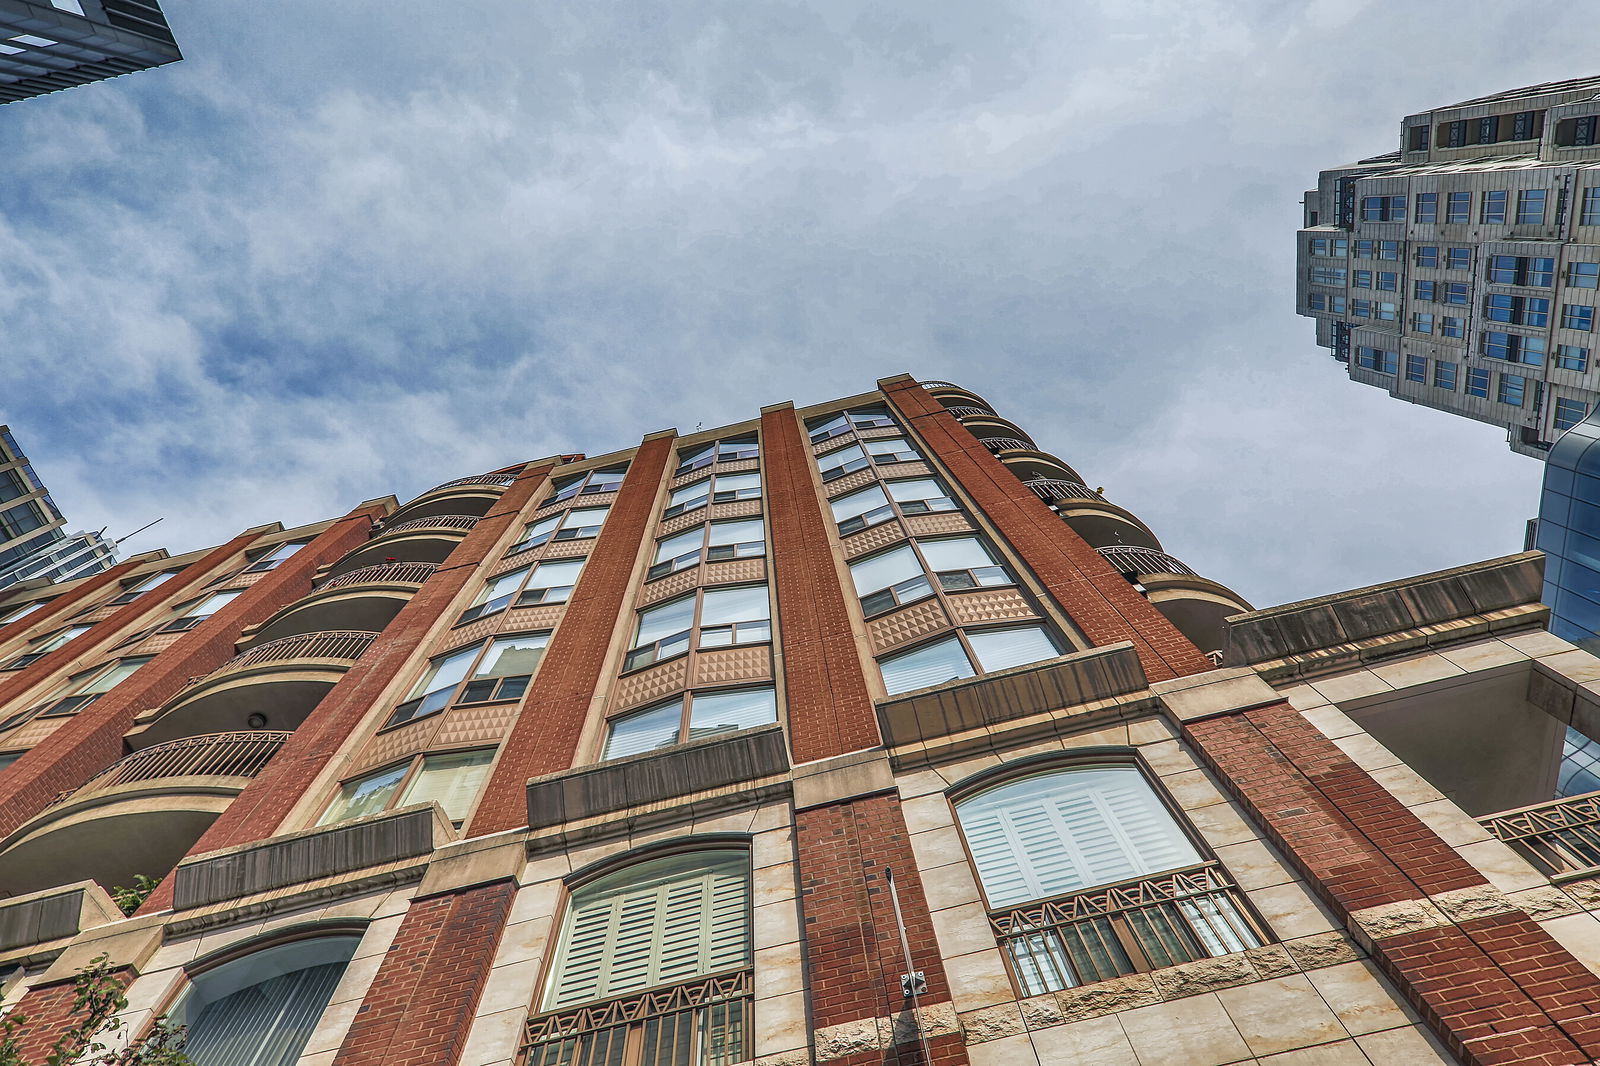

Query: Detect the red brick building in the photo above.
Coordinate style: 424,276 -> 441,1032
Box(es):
0,374 -> 1595,1066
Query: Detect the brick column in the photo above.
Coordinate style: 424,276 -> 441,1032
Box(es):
880,377 -> 1213,683
761,403 -> 880,763
331,881 -> 516,1066
6,966 -> 139,1061
468,434 -> 676,835
138,466 -> 548,914
1186,700 -> 1600,1065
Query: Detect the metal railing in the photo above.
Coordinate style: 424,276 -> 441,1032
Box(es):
918,380 -> 963,390
944,404 -> 996,418
1024,479 -> 1105,503
421,472 -> 519,494
316,561 -> 438,592
521,972 -> 750,1066
1096,545 -> 1201,579
373,514 -> 480,538
979,436 -> 1035,453
991,863 -> 1265,997
49,731 -> 290,808
1481,793 -> 1600,877
183,631 -> 377,691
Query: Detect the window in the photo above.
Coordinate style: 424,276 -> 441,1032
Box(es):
108,570 -> 177,605
1378,240 -> 1400,260
1558,345 -> 1591,371
549,465 -> 628,505
1307,236 -> 1347,257
806,406 -> 897,444
1446,247 -> 1471,271
39,656 -> 151,717
1482,331 -> 1547,365
1556,397 -> 1590,432
1481,189 -> 1507,225
171,936 -> 359,1066
1377,301 -> 1397,322
1443,283 -> 1468,305
319,748 -> 495,825
1441,316 -> 1465,338
385,633 -> 549,728
1352,240 -> 1373,260
1408,125 -> 1430,151
921,536 -> 1011,593
1571,262 -> 1600,290
954,764 -> 1263,995
1414,192 -> 1437,224
1466,368 -> 1490,397
878,626 -> 1061,697
1350,299 -> 1371,319
1499,374 -> 1527,407
850,544 -> 933,616
603,687 -> 777,759
1583,187 -> 1600,227
624,584 -> 770,671
1484,294 -> 1551,327
529,851 -> 751,1066
1487,255 -> 1555,287
458,558 -> 585,623
509,506 -> 609,554
1434,361 -> 1458,390
0,600 -> 45,626
1415,245 -> 1439,268
1516,189 -> 1548,226
664,472 -> 761,520
647,519 -> 765,581
1445,191 -> 1471,224
1305,293 -> 1346,313
0,469 -> 30,504
243,541 -> 307,573
0,751 -> 19,772
1355,347 -> 1398,375
1376,272 -> 1397,292
675,435 -> 758,476
831,477 -> 959,536
1412,313 -> 1435,335
1360,195 -> 1404,222
1564,304 -> 1596,332
1414,280 -> 1436,302
1352,270 -> 1371,289
1405,354 -> 1427,382
162,589 -> 242,633
1307,267 -> 1346,286
5,623 -> 91,669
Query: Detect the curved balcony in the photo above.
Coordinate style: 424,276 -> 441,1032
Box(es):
1097,546 -> 1200,580
0,731 -> 288,898
958,412 -> 1036,446
243,562 -> 436,648
918,380 -> 993,410
997,451 -> 1085,486
977,435 -> 1036,454
942,404 -> 996,419
325,514 -> 479,578
1096,547 -> 1252,656
1024,479 -> 1103,504
385,472 -> 517,526
1057,500 -> 1164,553
129,631 -> 377,750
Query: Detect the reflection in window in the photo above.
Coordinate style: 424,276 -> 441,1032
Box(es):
603,687 -> 777,759
878,625 -> 1060,696
1558,726 -> 1600,798
320,748 -> 495,825
386,632 -> 549,728
625,585 -> 770,671
459,559 -> 586,622
510,506 -> 609,554
647,520 -> 765,581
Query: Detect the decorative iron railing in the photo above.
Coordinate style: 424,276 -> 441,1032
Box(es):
1024,479 -> 1105,503
918,380 -> 963,390
182,631 -> 377,691
49,731 -> 290,808
978,436 -> 1035,453
520,971 -> 751,1066
1096,545 -> 1201,579
373,514 -> 480,537
944,404 -> 996,418
991,863 -> 1266,997
316,561 -> 438,592
422,472 -> 519,494
1481,793 -> 1600,877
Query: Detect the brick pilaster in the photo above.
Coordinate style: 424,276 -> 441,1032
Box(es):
331,881 -> 516,1066
6,966 -> 137,1060
880,378 -> 1213,683
762,404 -> 880,763
467,435 -> 676,835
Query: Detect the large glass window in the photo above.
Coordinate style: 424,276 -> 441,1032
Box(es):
549,465 -> 628,505
108,570 -> 177,605
676,435 -> 759,475
162,589 -> 243,633
850,544 -> 932,616
665,472 -> 761,519
647,519 -> 764,581
830,478 -> 958,536
807,406 -> 897,444
320,748 -> 494,825
624,585 -> 770,671
386,632 -> 549,728
1516,189 -> 1548,226
459,559 -> 585,622
878,625 -> 1059,696
40,656 -> 151,717
955,765 -> 1263,995
509,506 -> 609,555
603,687 -> 777,759
243,541 -> 308,574
4,623 -> 91,669
172,936 -> 360,1066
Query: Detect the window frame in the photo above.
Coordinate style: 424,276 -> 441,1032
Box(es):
877,623 -> 1062,697
160,588 -> 244,633
547,464 -> 629,505
663,470 -> 763,520
318,746 -> 497,827
601,685 -> 780,760
850,535 -> 1015,619
3,623 -> 92,670
622,584 -> 773,673
645,518 -> 766,582
674,435 -> 760,476
508,505 -> 610,557
805,406 -> 899,444
383,631 -> 550,730
457,558 -> 587,623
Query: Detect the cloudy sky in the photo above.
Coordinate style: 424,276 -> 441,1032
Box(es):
1,0 -> 1593,609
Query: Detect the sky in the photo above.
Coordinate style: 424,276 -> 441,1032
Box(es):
0,0 -> 1592,610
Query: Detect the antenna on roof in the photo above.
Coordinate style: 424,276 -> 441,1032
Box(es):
112,517 -> 164,547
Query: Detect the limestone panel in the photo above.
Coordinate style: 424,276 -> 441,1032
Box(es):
867,598 -> 951,653
704,559 -> 767,587
504,605 -> 565,633
541,538 -> 594,560
432,701 -> 520,750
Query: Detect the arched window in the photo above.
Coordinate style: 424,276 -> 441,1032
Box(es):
170,934 -> 359,1066
524,850 -> 751,1066
954,763 -> 1266,995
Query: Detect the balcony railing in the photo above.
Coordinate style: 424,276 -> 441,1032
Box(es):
316,561 -> 438,592
1481,793 -> 1600,877
182,631 -> 377,692
49,730 -> 290,808
420,472 -> 519,494
373,514 -> 480,538
1025,479 -> 1105,503
521,971 -> 751,1066
944,404 -> 996,418
919,380 -> 963,390
1096,545 -> 1201,579
978,436 -> 1035,453
990,863 -> 1265,997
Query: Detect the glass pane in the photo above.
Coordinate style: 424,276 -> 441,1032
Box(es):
564,506 -> 609,529
519,515 -> 560,543
687,687 -> 778,739
886,478 -> 944,503
671,480 -> 710,507
966,626 -> 1059,673
849,545 -> 924,595
819,444 -> 864,470
529,559 -> 585,590
475,567 -> 529,604
400,749 -> 495,821
319,764 -> 407,824
879,636 -> 974,695
656,528 -> 705,563
604,700 -> 683,759
714,472 -> 761,493
701,585 -> 768,626
707,518 -> 763,546
475,634 -> 549,678
830,486 -> 889,522
636,595 -> 697,647
406,646 -> 479,699
918,536 -> 996,571
192,589 -> 243,617
79,656 -> 151,694
864,437 -> 912,456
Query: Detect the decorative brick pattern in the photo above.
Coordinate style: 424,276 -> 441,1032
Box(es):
355,719 -> 438,772
432,700 -> 520,750
944,588 -> 1037,626
530,491 -> 618,523
823,468 -> 880,497
703,558 -> 766,587
841,521 -> 907,560
639,566 -> 700,605
540,538 -> 592,560
614,656 -> 689,710
332,881 -> 516,1066
882,380 -> 1212,682
902,512 -> 974,538
668,457 -> 757,490
694,645 -> 773,687
866,599 -> 951,654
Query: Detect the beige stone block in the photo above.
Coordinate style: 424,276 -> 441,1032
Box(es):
1354,1024 -> 1457,1064
1258,1041 -> 1371,1066
474,958 -> 541,1018
751,826 -> 794,870
753,862 -> 797,908
920,858 -> 983,912
907,824 -> 966,871
327,944 -> 386,1005
1431,885 -> 1517,923
193,919 -> 267,963
929,901 -> 997,959
1406,799 -> 1493,847
457,1006 -> 526,1066
506,880 -> 561,926
1282,933 -> 1361,971
752,1051 -> 809,1066
1455,838 -> 1548,892
958,1001 -> 1025,1043
1017,991 -> 1062,1030
119,968 -> 183,1018
1502,630 -> 1578,658
1117,993 -> 1253,1066
1248,882 -> 1338,939
937,751 -> 1003,787
1216,973 -> 1345,1056
1350,899 -> 1446,942
1366,764 -> 1445,808
754,942 -> 805,1001
495,915 -> 552,969
1308,671 -> 1392,705
1128,716 -> 1178,745
140,938 -> 200,974
1162,768 -> 1229,811
1137,740 -> 1200,777
1305,961 -> 1410,1037
890,1001 -> 959,1043
520,852 -> 573,886
1509,884 -> 1582,920
1246,944 -> 1300,979
964,1031 -> 1035,1065
1278,683 -> 1332,713
1438,639 -> 1528,673
1563,877 -> 1600,910
1536,911 -> 1600,977
1152,668 -> 1282,722
1060,723 -> 1131,749
754,990 -> 808,1056
895,769 -> 949,799
1213,839 -> 1296,892
1299,705 -> 1361,741
296,1052 -> 337,1066
1187,801 -> 1259,849
352,914 -> 405,960
1055,973 -> 1161,1021
752,899 -> 800,950
1030,1013 -> 1140,1066
319,893 -> 387,922
900,792 -> 955,836
943,948 -> 1016,1013
301,994 -> 363,1055
1542,649 -> 1600,684
1368,653 -> 1465,690
371,888 -> 416,919
1152,952 -> 1257,999
1329,734 -> 1402,773
746,802 -> 793,835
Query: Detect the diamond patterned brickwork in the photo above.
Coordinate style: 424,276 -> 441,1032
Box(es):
1,714 -> 69,750
614,656 -> 689,710
693,645 -> 773,687
841,521 -> 906,560
530,491 -> 618,523
866,597 -> 950,653
432,700 -> 520,750
640,566 -> 700,605
703,558 -> 766,587
541,538 -> 593,560
822,468 -> 878,497
945,587 -> 1037,626
668,457 -> 758,490
356,716 -> 441,772
904,511 -> 974,537
127,631 -> 189,656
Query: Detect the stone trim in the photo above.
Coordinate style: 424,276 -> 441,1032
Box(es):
0,880 -> 121,958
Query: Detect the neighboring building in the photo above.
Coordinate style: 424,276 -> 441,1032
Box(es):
0,375 -> 1599,1065
0,424 -> 116,590
1296,75 -> 1600,457
0,0 -> 179,105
